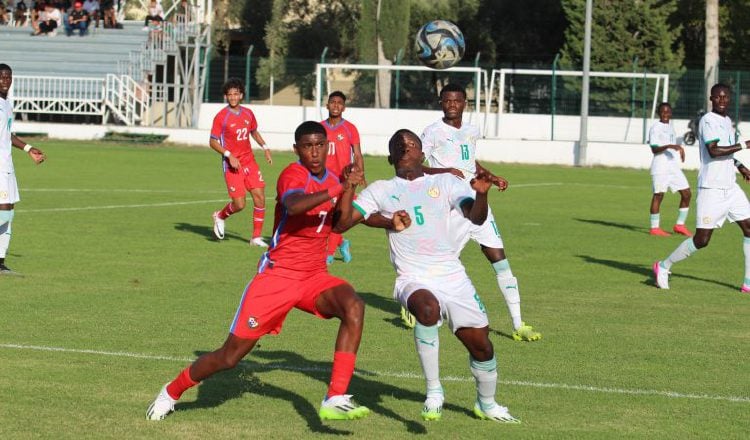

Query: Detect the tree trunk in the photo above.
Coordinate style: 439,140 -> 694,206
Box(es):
375,37 -> 392,108
705,0 -> 719,110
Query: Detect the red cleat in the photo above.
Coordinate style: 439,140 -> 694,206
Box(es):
741,284 -> 750,294
673,224 -> 692,237
650,228 -> 671,237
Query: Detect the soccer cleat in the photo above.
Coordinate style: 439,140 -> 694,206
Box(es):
673,224 -> 692,237
0,263 -> 22,277
250,237 -> 268,247
741,284 -> 750,294
339,239 -> 352,263
473,401 -> 520,423
650,228 -> 671,237
146,385 -> 176,421
512,322 -> 541,342
421,388 -> 444,421
318,394 -> 370,420
326,255 -> 334,265
400,306 -> 416,329
212,211 -> 225,240
653,261 -> 670,289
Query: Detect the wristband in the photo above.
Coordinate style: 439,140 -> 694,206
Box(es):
260,144 -> 269,150
223,150 -> 231,158
23,144 -> 32,153
327,183 -> 344,199
735,159 -> 744,168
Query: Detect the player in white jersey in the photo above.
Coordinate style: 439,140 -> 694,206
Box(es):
647,102 -> 692,237
0,64 -> 46,276
416,83 -> 541,342
654,83 -> 750,292
339,129 -> 520,423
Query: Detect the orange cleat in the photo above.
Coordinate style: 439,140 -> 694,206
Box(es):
673,224 -> 692,237
650,228 -> 671,237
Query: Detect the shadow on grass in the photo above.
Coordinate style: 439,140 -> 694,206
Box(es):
357,291 -> 411,330
574,218 -> 648,234
174,222 -> 268,244
577,254 -> 737,290
176,349 -> 475,434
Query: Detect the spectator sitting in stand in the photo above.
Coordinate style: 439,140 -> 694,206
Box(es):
81,0 -> 98,28
142,0 -> 162,31
13,0 -> 28,27
146,14 -> 162,41
32,3 -> 61,36
0,1 -> 9,25
173,0 -> 191,23
100,0 -> 115,28
64,0 -> 87,36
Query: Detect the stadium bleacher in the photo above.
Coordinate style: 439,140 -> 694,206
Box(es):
0,21 -> 148,77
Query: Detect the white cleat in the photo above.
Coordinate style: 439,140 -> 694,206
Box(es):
250,237 -> 268,247
473,401 -> 520,423
146,385 -> 176,421
421,388 -> 444,421
212,211 -> 225,240
653,261 -> 670,289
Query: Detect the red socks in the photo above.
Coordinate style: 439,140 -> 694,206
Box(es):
327,232 -> 344,257
165,366 -> 199,400
327,351 -> 357,398
218,203 -> 235,220
252,207 -> 265,238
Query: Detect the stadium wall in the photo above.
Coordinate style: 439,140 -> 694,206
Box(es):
15,104 -> 750,170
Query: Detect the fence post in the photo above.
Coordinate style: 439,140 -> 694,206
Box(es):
630,56 -> 638,118
551,53 -> 559,141
245,45 -> 254,103
642,68 -> 647,143
203,46 -> 212,102
394,48 -> 403,109
735,70 -> 741,124
319,47 -> 328,101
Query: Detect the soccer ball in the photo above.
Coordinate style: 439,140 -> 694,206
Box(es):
414,20 -> 465,70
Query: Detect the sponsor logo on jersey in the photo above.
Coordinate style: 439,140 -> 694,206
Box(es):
427,187 -> 440,198
247,317 -> 259,328
230,123 -> 236,128
390,194 -> 401,202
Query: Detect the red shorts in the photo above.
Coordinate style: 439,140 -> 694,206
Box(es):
229,269 -> 349,339
224,157 -> 265,198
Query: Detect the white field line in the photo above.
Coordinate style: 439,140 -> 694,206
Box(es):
2,343 -> 748,404
15,199 -> 229,213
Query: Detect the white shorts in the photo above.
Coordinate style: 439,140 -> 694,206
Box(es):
0,172 -> 20,204
651,170 -> 689,194
393,274 -> 489,333
695,185 -> 750,229
450,205 -> 504,252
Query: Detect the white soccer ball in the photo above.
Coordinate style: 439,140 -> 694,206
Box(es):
415,20 -> 466,70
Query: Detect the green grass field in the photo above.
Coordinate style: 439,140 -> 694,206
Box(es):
1,140 -> 749,439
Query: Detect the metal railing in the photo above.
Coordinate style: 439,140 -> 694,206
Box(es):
12,76 -> 105,116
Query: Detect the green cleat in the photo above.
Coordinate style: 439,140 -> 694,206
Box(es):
473,401 -> 520,423
400,306 -> 416,329
512,322 -> 541,342
319,394 -> 370,420
420,388 -> 444,421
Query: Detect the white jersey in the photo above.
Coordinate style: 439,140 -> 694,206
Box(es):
0,96 -> 14,174
354,173 -> 475,279
421,119 -> 480,178
698,111 -> 736,189
647,121 -> 681,175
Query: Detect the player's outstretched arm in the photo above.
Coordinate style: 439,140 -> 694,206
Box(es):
461,172 -> 492,225
476,160 -> 508,191
11,134 -> 45,164
422,165 -> 464,178
706,139 -> 749,158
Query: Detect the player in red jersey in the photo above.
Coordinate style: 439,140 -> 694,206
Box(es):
321,91 -> 364,264
210,78 -> 273,247
147,121 -> 370,422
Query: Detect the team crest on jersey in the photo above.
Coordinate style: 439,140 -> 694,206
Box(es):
702,216 -> 712,225
0,191 -> 7,200
427,187 -> 440,198
337,134 -> 344,141
244,120 -> 250,125
247,317 -> 259,328
331,197 -> 338,204
229,186 -> 236,192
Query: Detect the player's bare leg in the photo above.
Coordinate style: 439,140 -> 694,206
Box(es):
146,335 -> 258,420
649,192 -> 671,236
673,189 -> 692,237
482,246 -> 541,341
407,289 -> 444,420
248,188 -> 268,247
454,327 -> 519,423
314,284 -> 370,420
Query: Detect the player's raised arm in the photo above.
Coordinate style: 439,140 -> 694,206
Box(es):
460,171 -> 492,225
330,165 -> 363,232
476,161 -> 508,191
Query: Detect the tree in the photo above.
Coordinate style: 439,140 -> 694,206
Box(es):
560,0 -> 684,116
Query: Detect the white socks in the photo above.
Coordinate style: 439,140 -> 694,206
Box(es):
470,356 -> 498,406
492,259 -> 523,330
661,238 -> 697,270
414,323 -> 441,392
0,210 -> 13,259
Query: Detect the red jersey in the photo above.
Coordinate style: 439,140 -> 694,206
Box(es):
322,118 -> 360,177
257,162 -> 341,278
211,105 -> 259,161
